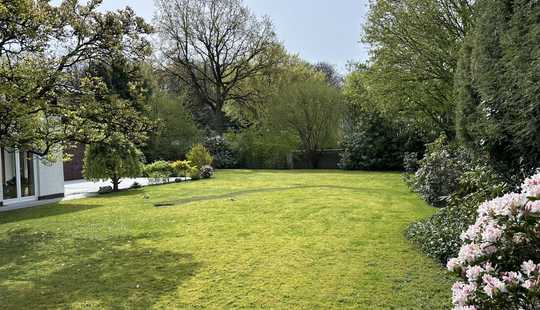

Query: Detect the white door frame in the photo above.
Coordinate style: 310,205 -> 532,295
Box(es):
2,150 -> 38,205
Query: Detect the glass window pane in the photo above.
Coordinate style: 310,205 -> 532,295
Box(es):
20,151 -> 35,197
2,148 -> 17,200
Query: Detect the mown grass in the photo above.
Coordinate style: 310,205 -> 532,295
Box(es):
0,170 -> 454,309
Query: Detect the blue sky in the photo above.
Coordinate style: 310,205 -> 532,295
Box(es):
70,0 -> 371,72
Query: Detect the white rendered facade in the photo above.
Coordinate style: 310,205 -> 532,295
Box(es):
0,149 -> 64,207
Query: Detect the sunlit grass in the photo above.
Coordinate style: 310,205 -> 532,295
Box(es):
0,170 -> 453,309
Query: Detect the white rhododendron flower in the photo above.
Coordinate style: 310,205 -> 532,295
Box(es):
521,260 -> 537,277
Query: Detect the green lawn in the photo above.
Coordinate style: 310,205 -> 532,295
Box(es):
0,170 -> 454,309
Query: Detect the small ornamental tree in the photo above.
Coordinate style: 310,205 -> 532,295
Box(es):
447,173 -> 540,309
83,139 -> 143,192
187,144 -> 213,170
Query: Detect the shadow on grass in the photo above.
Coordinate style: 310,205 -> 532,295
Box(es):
0,203 -> 105,224
154,185 -> 390,207
0,229 -> 200,309
0,190 -> 150,224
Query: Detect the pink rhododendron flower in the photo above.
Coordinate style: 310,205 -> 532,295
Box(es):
522,173 -> 540,198
479,193 -> 526,218
512,233 -> 528,244
447,258 -> 462,272
482,262 -> 495,273
522,278 -> 539,290
502,271 -> 522,286
481,224 -> 503,243
466,265 -> 484,282
458,243 -> 482,263
448,171 -> 540,308
452,281 -> 476,305
480,243 -> 497,255
482,274 -> 506,298
526,201 -> 540,213
461,221 -> 482,241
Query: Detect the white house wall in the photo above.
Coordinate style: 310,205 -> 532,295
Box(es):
37,157 -> 65,199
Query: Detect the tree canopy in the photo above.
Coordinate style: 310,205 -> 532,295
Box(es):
154,0 -> 279,134
143,92 -> 203,162
362,0 -> 474,139
265,64 -> 344,168
455,0 -> 540,180
0,0 -> 153,155
83,135 -> 143,192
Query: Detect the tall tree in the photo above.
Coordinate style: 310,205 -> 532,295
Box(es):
362,0 -> 474,139
266,65 -> 344,168
143,92 -> 203,162
455,0 -> 540,182
313,62 -> 342,88
154,0 -> 278,134
0,0 -> 153,155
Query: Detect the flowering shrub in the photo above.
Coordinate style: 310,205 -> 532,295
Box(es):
200,165 -> 214,179
446,173 -> 540,309
204,136 -> 237,168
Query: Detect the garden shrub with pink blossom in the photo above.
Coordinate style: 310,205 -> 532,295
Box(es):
447,173 -> 540,309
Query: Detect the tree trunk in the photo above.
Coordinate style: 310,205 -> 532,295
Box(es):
213,103 -> 226,135
112,174 -> 120,192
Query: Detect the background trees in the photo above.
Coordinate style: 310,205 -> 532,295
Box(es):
264,65 -> 344,168
143,92 -> 203,162
154,0 -> 279,134
1,0 -> 350,170
455,0 -> 540,181
362,0 -> 474,139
